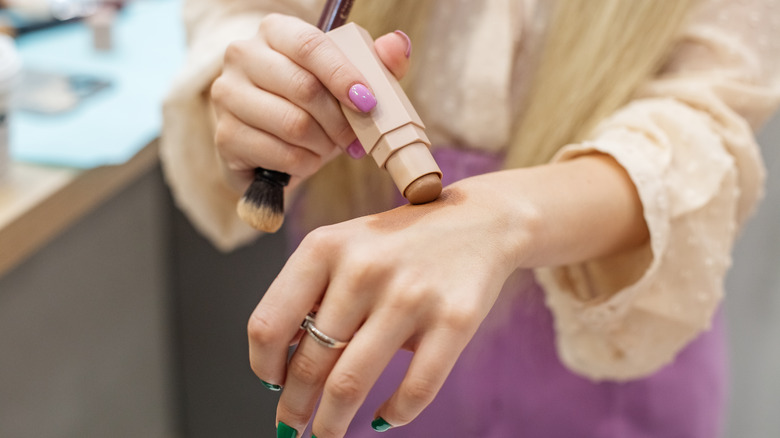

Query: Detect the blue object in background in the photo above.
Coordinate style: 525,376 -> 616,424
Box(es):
10,0 -> 185,168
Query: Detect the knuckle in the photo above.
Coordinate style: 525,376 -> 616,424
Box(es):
323,62 -> 352,89
290,68 -> 323,105
280,107 -> 311,144
279,144 -> 309,172
258,13 -> 275,32
325,370 -> 365,405
300,226 -> 338,254
258,13 -> 286,37
386,284 -> 429,313
288,350 -> 324,386
294,28 -> 328,62
331,121 -> 355,147
247,312 -> 280,348
224,159 -> 249,174
293,225 -> 346,265
223,40 -> 247,65
292,27 -> 356,99
213,120 -> 234,152
343,256 -> 386,291
400,377 -> 437,409
441,305 -> 478,334
210,76 -> 229,105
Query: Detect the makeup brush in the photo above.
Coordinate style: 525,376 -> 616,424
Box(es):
236,0 -> 355,233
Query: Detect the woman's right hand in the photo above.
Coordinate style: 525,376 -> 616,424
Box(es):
211,13 -> 412,194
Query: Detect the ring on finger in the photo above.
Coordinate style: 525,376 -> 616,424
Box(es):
300,312 -> 350,349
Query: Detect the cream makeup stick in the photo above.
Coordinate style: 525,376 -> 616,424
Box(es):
326,23 -> 442,204
237,0 -> 442,232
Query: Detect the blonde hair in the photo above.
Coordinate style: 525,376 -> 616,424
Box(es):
300,0 -> 695,230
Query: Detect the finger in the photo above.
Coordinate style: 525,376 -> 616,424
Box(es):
212,73 -> 336,158
374,30 -> 412,80
310,310 -> 417,438
247,230 -> 335,389
230,40 -> 357,149
215,111 -> 328,180
372,328 -> 469,432
275,263 -> 379,433
261,14 -> 377,113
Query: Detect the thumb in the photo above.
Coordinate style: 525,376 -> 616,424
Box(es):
374,30 -> 412,80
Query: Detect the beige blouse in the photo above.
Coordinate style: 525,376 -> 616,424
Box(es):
160,0 -> 780,380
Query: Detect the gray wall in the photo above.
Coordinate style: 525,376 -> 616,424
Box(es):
167,199 -> 285,437
0,166 -> 286,438
0,168 -> 178,438
725,113 -> 780,437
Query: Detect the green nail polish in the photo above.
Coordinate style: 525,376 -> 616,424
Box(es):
277,421 -> 297,438
371,417 -> 392,432
261,380 -> 282,391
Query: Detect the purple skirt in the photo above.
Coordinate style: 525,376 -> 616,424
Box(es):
293,147 -> 726,438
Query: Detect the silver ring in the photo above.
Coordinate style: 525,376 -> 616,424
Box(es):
300,312 -> 350,349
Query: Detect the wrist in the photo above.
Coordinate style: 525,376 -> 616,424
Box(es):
449,174 -> 542,274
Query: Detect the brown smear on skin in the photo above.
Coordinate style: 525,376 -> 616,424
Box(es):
368,187 -> 466,233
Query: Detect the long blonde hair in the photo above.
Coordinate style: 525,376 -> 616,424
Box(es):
300,0 -> 695,230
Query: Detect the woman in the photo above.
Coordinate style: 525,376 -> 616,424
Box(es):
162,0 -> 780,436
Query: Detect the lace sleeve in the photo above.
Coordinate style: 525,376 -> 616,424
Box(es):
536,0 -> 780,380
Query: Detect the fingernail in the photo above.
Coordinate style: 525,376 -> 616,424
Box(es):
394,30 -> 412,58
346,138 -> 366,159
260,380 -> 282,391
349,83 -> 377,112
277,421 -> 297,438
371,417 -> 392,432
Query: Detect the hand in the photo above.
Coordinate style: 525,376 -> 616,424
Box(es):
210,14 -> 412,194
247,153 -> 651,437
247,175 -> 526,437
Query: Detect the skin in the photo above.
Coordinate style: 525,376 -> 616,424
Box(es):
213,13 -> 649,438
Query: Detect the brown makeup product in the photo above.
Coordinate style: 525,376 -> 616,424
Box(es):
327,23 -> 442,204
237,0 -> 441,232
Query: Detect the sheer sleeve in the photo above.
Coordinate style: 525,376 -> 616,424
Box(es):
160,0 -> 321,251
536,0 -> 780,380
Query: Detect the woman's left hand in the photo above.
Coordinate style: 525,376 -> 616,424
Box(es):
248,153 -> 651,437
247,177 -> 525,437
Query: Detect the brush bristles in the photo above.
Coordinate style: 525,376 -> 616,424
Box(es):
237,177 -> 285,233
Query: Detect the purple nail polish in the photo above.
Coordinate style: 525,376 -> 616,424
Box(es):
346,138 -> 366,159
349,83 -> 377,112
394,30 -> 412,58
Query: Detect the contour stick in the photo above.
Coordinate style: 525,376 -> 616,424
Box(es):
328,23 -> 442,204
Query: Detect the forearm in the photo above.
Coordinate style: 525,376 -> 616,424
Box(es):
459,153 -> 648,270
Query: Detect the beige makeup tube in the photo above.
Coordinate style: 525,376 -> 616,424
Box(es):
327,23 -> 442,204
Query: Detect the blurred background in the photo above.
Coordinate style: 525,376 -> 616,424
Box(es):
0,0 -> 777,437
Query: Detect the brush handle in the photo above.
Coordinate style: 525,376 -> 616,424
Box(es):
317,0 -> 354,31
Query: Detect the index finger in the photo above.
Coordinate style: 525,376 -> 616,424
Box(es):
261,14 -> 377,113
247,232 -> 332,388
